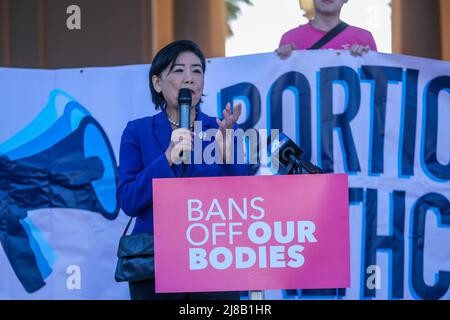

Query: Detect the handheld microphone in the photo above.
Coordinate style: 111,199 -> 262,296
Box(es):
177,89 -> 192,168
267,131 -> 323,174
178,88 -> 192,129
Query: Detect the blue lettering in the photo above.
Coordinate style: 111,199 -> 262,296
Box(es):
319,67 -> 361,173
219,82 -> 261,131
421,76 -> 450,181
361,66 -> 403,175
399,69 -> 419,177
411,193 -> 450,299
363,189 -> 405,299
267,72 -> 312,161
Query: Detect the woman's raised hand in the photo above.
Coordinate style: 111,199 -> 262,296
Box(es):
165,128 -> 193,165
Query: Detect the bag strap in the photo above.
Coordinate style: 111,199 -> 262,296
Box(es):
308,21 -> 349,50
122,217 -> 134,236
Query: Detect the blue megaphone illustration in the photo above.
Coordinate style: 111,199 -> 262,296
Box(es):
0,89 -> 119,293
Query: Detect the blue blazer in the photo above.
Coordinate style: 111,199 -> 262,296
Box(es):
117,111 -> 248,233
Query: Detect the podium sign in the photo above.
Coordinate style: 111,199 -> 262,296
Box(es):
153,174 -> 349,293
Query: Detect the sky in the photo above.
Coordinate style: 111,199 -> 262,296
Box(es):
226,0 -> 392,57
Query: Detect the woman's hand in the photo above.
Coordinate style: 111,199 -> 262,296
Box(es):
216,102 -> 242,134
165,128 -> 193,166
215,103 -> 242,164
276,43 -> 296,59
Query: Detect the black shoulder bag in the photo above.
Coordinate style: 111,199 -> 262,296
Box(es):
308,21 -> 349,50
114,217 -> 155,282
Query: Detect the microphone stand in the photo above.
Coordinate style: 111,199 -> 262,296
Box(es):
287,154 -> 323,175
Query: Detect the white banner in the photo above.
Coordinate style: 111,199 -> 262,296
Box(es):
0,50 -> 449,299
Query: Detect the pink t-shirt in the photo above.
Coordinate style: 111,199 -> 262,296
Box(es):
279,22 -> 378,51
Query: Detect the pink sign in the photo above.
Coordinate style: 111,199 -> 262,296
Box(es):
152,174 -> 349,293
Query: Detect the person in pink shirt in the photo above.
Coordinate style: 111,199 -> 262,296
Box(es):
277,0 -> 377,58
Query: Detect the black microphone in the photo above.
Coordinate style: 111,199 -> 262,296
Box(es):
267,131 -> 323,174
177,89 -> 192,169
178,88 -> 192,129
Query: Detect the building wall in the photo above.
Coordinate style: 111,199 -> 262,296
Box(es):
0,0 -> 226,69
172,0 -> 226,59
1,0 -> 448,68
440,0 -> 450,61
392,0 -> 448,61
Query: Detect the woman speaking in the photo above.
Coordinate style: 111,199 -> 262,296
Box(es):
116,40 -> 248,300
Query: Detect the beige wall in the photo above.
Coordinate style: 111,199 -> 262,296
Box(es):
4,0 -> 446,67
0,0 -> 226,68
392,0 -> 442,60
441,0 -> 450,61
150,0 -> 173,59
151,0 -> 227,59
173,0 -> 226,58
392,0 -> 449,61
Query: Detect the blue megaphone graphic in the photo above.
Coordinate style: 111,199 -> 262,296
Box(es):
0,89 -> 119,293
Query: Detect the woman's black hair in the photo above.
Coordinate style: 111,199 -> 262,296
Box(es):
149,40 -> 206,110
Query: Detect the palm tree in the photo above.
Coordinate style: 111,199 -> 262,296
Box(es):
226,0 -> 253,37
